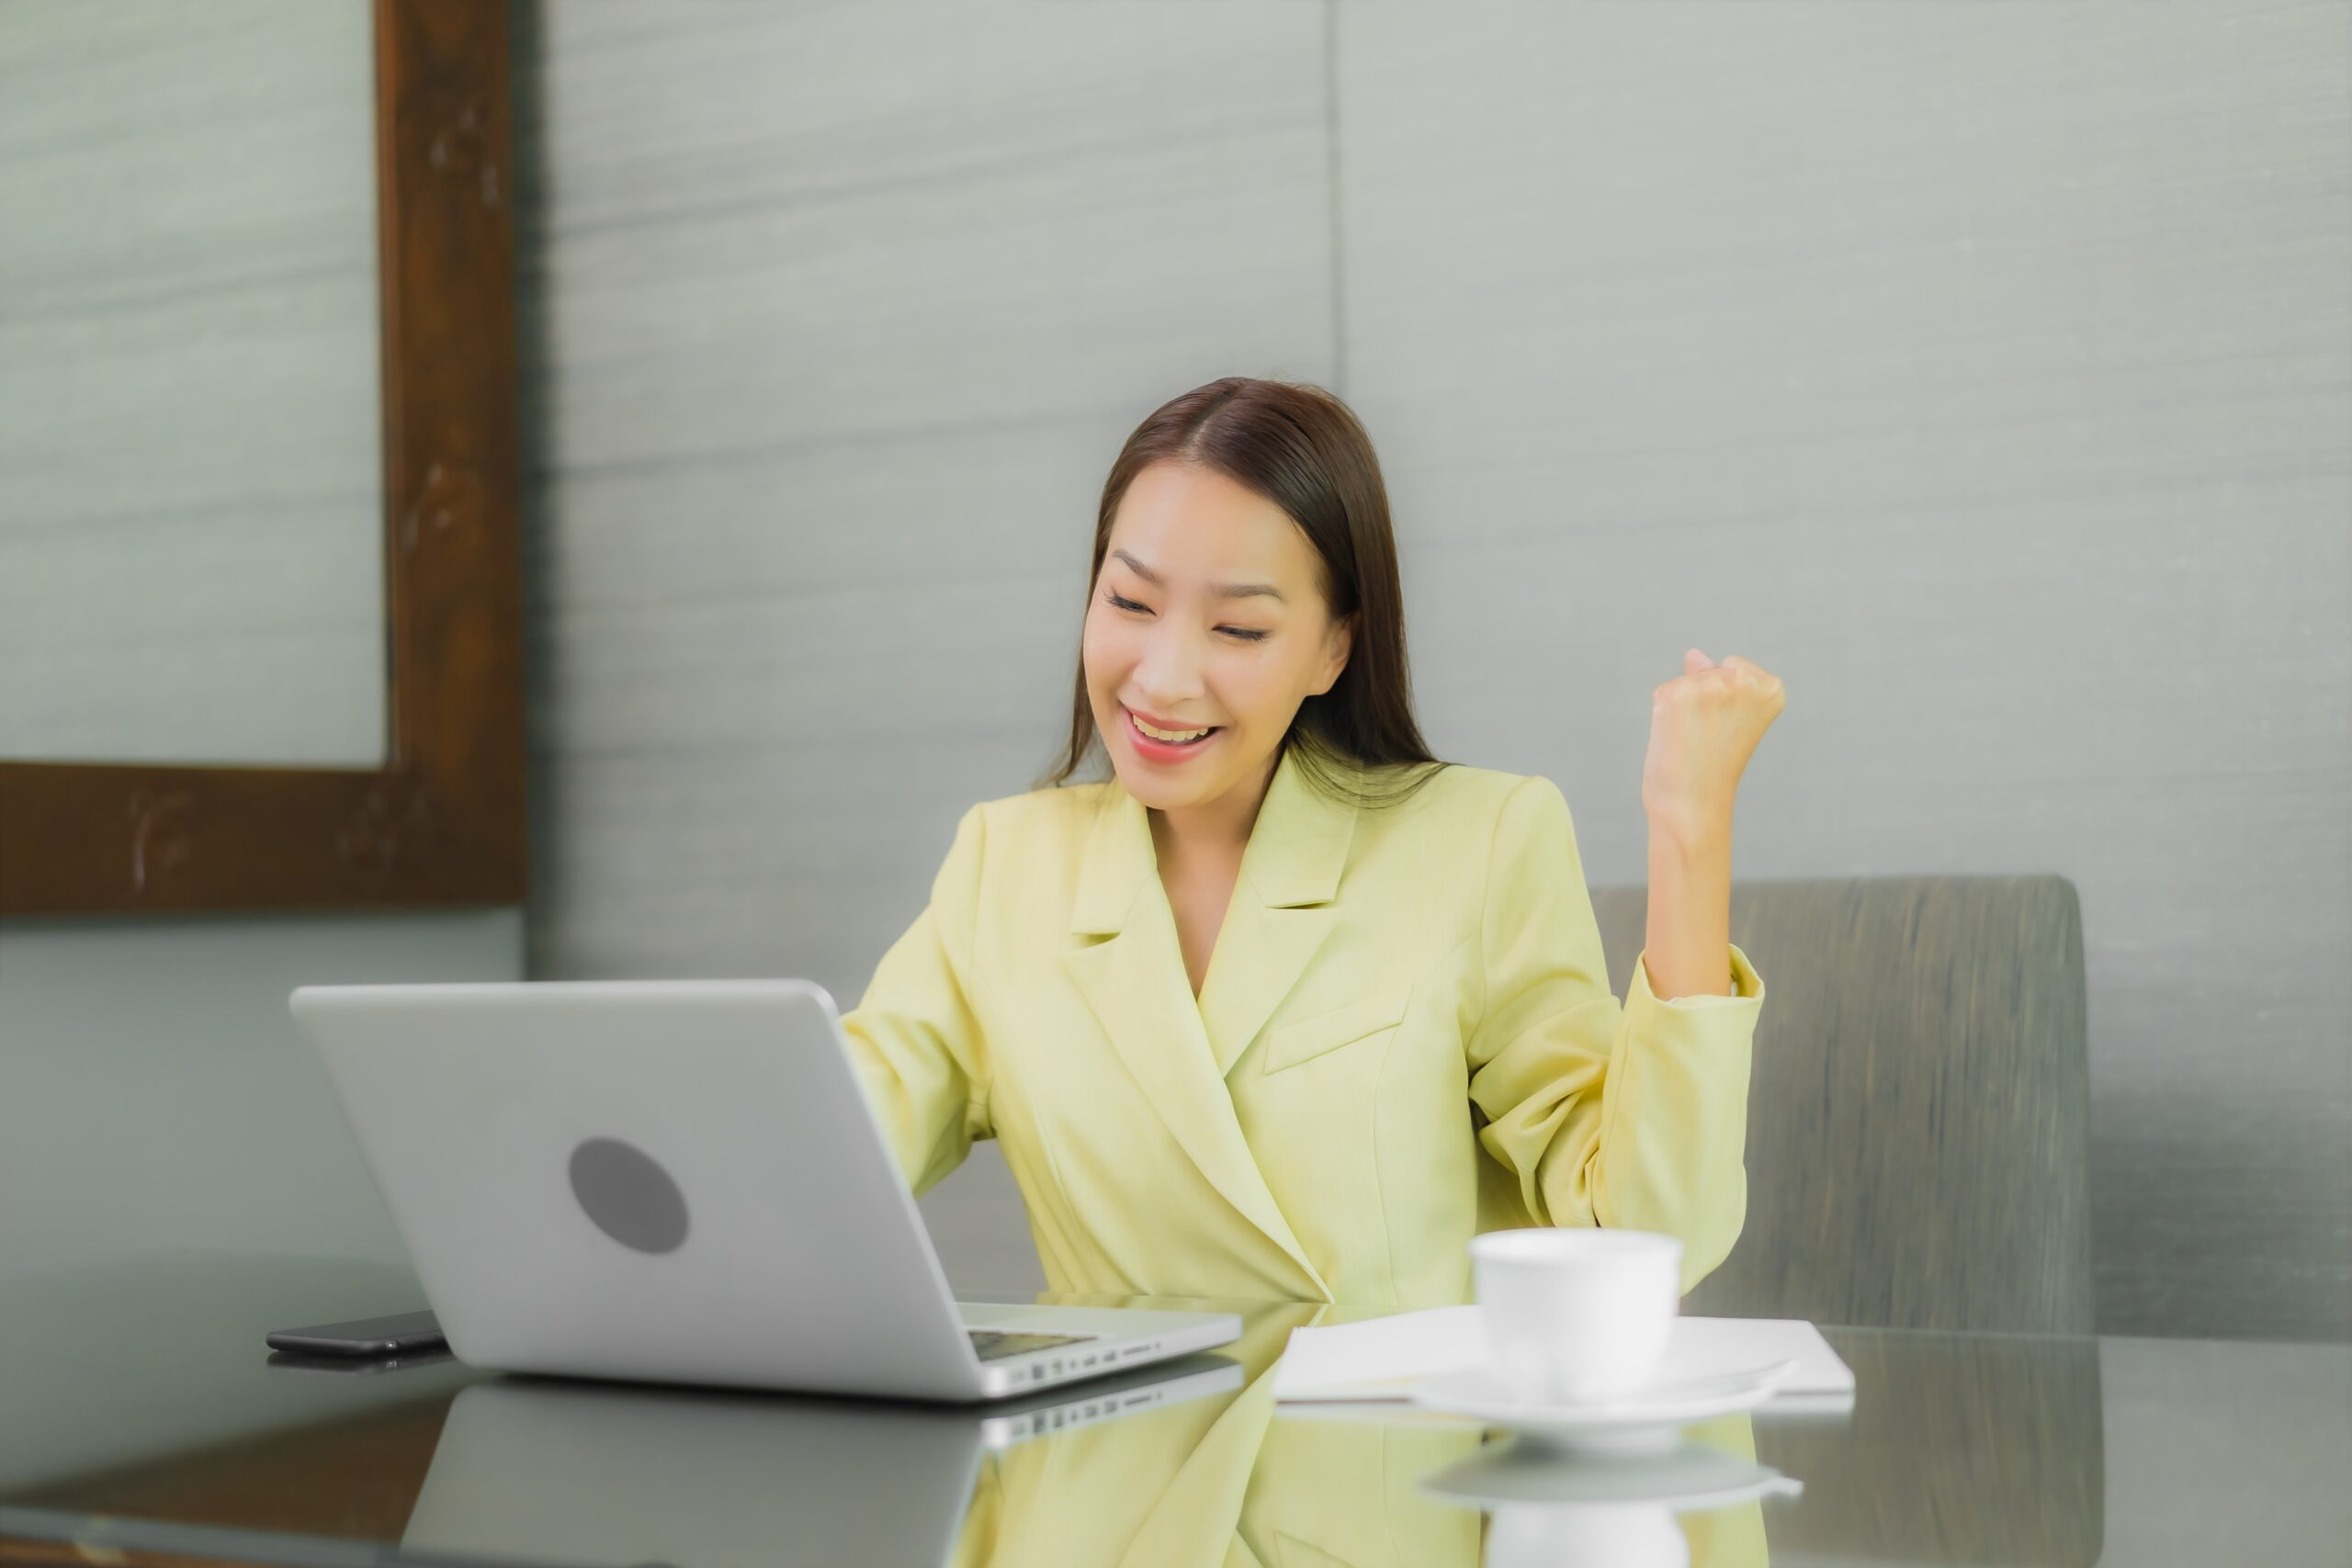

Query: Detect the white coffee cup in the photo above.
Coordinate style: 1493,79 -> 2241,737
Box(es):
1471,1228 -> 1682,1403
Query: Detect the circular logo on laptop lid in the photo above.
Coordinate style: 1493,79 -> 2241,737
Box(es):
568,1137 -> 690,1254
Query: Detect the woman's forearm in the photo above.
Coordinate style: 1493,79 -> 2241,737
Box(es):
1641,808 -> 1736,999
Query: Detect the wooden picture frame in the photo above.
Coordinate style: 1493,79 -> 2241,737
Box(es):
0,1 -> 524,917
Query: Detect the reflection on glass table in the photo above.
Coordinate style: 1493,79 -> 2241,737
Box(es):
1423,1429 -> 1799,1568
400,1352 -> 1247,1567
2,1256 -> 2346,1567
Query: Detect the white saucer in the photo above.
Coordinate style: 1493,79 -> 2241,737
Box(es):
1408,1356 -> 1793,1447
1420,1438 -> 1803,1513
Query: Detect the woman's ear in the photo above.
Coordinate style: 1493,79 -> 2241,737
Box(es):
1312,613 -> 1354,697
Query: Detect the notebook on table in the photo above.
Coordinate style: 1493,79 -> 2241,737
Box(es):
1271,1305 -> 1856,1415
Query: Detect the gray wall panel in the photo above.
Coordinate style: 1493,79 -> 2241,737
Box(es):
1336,0 -> 2350,1339
521,1 -> 2350,1335
0,908 -> 525,1284
517,0 -> 1336,1289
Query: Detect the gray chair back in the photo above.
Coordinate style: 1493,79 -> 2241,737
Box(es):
1587,875 -> 2097,1335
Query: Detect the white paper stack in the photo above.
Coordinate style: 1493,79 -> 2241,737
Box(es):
1271,1305 -> 1856,1413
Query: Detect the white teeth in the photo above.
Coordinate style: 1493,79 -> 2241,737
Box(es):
1131,714 -> 1212,743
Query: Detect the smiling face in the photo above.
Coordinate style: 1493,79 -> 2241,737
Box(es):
1082,460 -> 1352,817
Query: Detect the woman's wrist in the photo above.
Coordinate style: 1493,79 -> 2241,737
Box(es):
1643,794 -> 1732,853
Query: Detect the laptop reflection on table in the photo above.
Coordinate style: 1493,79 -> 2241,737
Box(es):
401,1352 -> 1245,1568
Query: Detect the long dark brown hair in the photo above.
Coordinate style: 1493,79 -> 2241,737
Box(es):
1035,377 -> 1450,809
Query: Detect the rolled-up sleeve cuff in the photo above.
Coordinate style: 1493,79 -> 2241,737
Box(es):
1632,942 -> 1766,1012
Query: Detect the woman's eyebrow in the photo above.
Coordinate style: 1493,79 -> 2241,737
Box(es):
1110,548 -> 1286,603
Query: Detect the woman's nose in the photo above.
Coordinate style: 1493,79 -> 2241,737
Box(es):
1131,619 -> 1205,698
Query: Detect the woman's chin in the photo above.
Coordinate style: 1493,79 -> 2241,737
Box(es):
1114,768 -> 1188,807
1112,758 -> 1221,810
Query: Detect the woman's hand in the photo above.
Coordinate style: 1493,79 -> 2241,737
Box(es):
1641,648 -> 1786,839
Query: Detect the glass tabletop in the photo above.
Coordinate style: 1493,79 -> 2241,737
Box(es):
0,1250 -> 2344,1567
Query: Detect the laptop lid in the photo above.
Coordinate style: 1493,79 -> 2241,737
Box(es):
290,979 -> 988,1398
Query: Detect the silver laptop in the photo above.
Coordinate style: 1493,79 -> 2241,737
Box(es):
288,977 -> 1240,1401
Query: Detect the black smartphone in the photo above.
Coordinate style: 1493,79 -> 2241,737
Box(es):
265,1309 -> 445,1357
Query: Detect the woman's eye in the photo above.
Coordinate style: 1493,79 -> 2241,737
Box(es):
1103,592 -> 1267,643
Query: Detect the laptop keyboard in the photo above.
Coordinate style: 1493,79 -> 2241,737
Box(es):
967,1329 -> 1094,1361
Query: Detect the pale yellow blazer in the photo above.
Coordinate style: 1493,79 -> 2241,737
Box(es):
842,743 -> 1766,1306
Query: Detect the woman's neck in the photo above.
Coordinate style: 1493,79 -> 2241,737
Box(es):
1146,748 -> 1278,872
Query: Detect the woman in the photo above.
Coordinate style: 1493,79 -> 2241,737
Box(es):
842,377 -> 1785,1307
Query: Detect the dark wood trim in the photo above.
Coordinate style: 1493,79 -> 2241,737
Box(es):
0,0 -> 525,917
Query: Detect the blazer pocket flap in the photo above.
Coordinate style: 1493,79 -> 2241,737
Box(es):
1262,991 -> 1409,1075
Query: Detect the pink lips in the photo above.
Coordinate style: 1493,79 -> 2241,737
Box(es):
1122,706 -> 1220,761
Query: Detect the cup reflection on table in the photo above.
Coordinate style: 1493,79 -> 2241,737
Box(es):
1422,1415 -> 1788,1568
1488,1496 -> 1692,1568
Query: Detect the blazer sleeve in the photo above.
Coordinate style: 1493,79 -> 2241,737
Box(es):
1464,774 -> 1764,1292
839,802 -> 994,1198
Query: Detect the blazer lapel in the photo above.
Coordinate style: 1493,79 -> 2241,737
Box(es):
1059,746 -> 1359,1298
1196,747 -> 1359,1077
